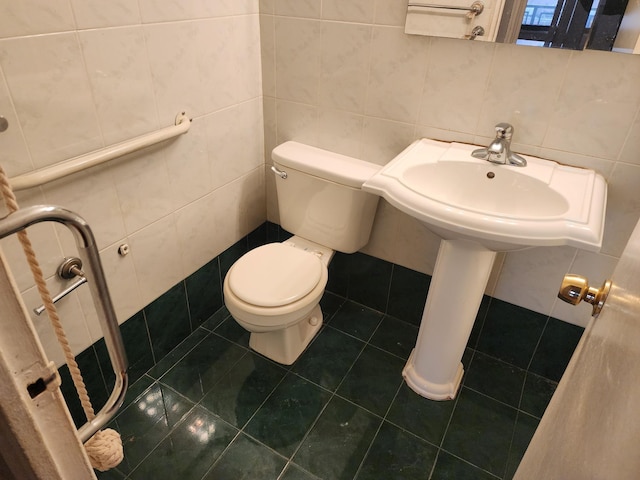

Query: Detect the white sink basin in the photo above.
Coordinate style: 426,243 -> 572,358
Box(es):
402,162 -> 569,217
362,139 -> 607,401
363,139 -> 607,251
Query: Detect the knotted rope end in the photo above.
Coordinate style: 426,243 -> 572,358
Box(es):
84,428 -> 124,472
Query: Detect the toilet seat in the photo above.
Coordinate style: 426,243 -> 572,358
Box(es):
228,243 -> 323,307
224,242 -> 328,331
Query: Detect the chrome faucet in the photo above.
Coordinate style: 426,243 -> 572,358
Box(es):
472,123 -> 527,167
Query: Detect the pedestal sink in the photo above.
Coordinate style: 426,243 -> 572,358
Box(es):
363,139 -> 607,400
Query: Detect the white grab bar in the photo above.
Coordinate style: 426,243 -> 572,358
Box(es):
10,112 -> 191,191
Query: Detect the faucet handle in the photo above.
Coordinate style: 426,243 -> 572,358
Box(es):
494,123 -> 514,139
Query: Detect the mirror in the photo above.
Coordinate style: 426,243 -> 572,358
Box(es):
405,0 -> 640,54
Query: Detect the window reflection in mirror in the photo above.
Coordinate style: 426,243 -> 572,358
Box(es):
517,0 -> 629,50
404,0 -> 639,53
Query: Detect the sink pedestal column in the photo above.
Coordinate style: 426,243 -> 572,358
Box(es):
403,239 -> 496,400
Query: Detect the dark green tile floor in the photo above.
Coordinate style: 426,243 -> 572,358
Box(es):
96,292 -> 573,480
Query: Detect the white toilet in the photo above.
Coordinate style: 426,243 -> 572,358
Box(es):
223,141 -> 381,365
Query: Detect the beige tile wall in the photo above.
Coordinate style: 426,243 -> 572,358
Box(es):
2,0 -> 639,367
0,1 -> 265,364
260,0 -> 640,327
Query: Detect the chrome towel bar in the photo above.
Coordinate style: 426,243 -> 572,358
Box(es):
34,276 -> 87,316
33,257 -> 88,316
408,1 -> 484,14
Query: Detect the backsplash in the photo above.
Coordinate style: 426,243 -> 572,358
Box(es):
60,222 -> 583,429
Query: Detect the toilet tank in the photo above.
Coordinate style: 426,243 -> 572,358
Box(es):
272,142 -> 381,254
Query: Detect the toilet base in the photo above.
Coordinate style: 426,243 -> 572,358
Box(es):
248,304 -> 323,365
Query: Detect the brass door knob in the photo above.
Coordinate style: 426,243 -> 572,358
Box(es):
558,274 -> 611,317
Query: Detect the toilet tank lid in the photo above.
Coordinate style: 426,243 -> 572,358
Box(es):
272,141 -> 381,189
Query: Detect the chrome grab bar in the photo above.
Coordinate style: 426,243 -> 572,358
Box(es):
0,205 -> 128,442
408,1 -> 484,14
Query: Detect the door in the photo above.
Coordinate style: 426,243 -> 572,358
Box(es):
0,249 -> 96,479
514,218 -> 640,478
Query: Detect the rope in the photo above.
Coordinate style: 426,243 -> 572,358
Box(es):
0,164 -> 123,471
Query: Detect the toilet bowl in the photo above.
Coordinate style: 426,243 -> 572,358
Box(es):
223,239 -> 332,365
223,141 -> 381,365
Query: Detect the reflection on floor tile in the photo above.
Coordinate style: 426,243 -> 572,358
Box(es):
244,373 -> 332,458
115,383 -> 194,475
291,326 -> 364,391
203,433 -> 287,479
160,333 -> 245,403
146,328 -> 209,380
96,293 -> 573,480
200,352 -> 287,428
213,317 -> 251,348
129,405 -> 237,480
292,396 -> 380,480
